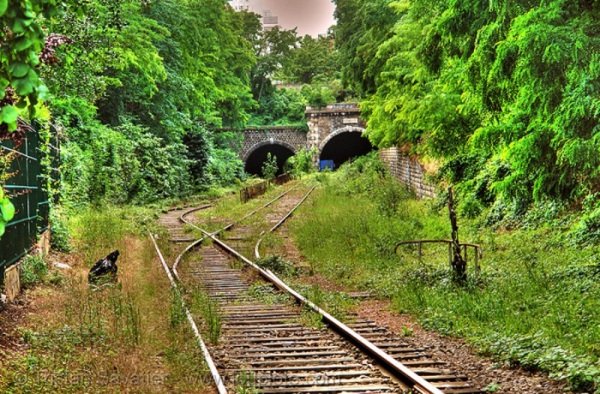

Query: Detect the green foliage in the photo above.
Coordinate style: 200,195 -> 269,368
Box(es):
0,0 -> 57,130
41,0 -> 256,206
301,83 -> 336,108
256,255 -> 298,277
290,155 -> 600,392
50,208 -> 71,252
571,198 -> 600,245
20,254 -> 47,288
333,0 -> 397,96
338,0 -> 600,213
207,148 -> 245,187
285,148 -> 316,177
280,34 -> 339,84
261,152 -> 278,180
0,187 -> 15,237
191,288 -> 222,345
249,88 -> 307,126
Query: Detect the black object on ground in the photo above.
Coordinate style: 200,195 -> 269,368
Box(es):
88,250 -> 120,284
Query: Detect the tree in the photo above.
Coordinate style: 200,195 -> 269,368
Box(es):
332,0 -> 397,97
339,0 -> 600,214
282,35 -> 338,84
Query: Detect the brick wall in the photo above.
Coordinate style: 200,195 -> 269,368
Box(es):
379,147 -> 436,199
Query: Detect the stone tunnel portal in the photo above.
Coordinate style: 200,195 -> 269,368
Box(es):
244,143 -> 295,176
319,131 -> 373,169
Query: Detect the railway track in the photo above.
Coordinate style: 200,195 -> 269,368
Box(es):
154,184 -> 484,394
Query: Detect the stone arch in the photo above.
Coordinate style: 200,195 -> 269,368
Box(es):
317,126 -> 365,153
243,140 -> 297,176
243,139 -> 298,162
318,126 -> 373,169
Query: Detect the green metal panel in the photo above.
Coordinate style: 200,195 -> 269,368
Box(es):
0,125 -> 59,282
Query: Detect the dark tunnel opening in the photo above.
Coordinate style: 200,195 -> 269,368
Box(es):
319,132 -> 374,170
245,144 -> 295,176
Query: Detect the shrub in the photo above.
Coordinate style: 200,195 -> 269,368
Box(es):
20,255 -> 47,288
285,148 -> 316,177
50,209 -> 71,252
571,207 -> 600,245
261,153 -> 278,181
257,255 -> 298,277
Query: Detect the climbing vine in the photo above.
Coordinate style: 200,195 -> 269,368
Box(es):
1,0 -> 59,237
0,0 -> 58,131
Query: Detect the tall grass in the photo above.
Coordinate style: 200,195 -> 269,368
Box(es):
0,204 -> 211,393
191,288 -> 222,345
290,154 -> 600,392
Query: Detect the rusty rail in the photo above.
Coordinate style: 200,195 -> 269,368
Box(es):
182,197 -> 446,394
395,239 -> 482,274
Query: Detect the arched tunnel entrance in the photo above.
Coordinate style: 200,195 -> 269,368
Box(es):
319,131 -> 374,169
245,143 -> 295,176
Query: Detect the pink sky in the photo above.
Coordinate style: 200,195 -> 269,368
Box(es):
240,0 -> 336,37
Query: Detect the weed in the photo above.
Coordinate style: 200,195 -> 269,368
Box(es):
289,154 -> 600,391
245,283 -> 292,305
20,254 -> 47,288
50,209 -> 71,252
299,306 -> 325,329
401,326 -> 414,337
297,284 -> 357,322
257,255 -> 298,277
191,288 -> 222,344
484,382 -> 501,392
170,289 -> 186,329
235,370 -> 259,394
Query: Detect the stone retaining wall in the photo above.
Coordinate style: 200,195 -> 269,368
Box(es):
379,147 -> 436,199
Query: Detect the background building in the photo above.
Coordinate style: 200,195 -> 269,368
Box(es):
228,0 -> 334,37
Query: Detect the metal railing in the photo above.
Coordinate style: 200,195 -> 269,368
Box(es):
395,239 -> 482,274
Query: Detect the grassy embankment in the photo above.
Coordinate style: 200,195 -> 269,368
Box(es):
288,154 -> 600,392
0,201 -> 217,393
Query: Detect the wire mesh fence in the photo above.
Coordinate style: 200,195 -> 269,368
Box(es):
0,124 -> 60,283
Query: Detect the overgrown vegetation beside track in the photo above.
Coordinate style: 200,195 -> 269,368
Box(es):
290,154 -> 600,392
0,204 -> 212,393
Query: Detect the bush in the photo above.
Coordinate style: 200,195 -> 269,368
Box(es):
301,83 -> 336,108
261,153 -> 278,180
50,209 -> 71,252
207,148 -> 245,186
20,255 -> 48,288
257,256 -> 298,277
571,206 -> 600,245
285,148 -> 316,177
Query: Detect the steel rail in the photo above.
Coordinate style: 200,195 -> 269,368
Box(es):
148,232 -> 228,394
254,185 -> 316,260
181,193 -> 445,394
157,184 -> 299,394
172,186 -> 298,279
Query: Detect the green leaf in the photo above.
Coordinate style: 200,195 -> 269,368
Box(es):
14,38 -> 34,52
10,63 -> 30,78
0,0 -> 7,17
0,105 -> 19,125
13,78 -> 34,96
0,198 -> 15,222
0,220 -> 5,238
